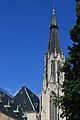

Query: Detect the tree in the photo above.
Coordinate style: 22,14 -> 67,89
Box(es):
59,0 -> 80,119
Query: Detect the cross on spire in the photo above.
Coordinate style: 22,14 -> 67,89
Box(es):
52,0 -> 55,15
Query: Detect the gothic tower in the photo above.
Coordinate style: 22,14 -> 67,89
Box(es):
40,3 -> 65,120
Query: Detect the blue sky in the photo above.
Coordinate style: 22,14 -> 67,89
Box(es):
0,0 -> 76,95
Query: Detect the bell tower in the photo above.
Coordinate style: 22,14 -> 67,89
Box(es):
40,1 -> 65,120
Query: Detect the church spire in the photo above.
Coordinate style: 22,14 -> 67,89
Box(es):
48,1 -> 61,54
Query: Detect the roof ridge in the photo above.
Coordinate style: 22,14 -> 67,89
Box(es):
0,88 -> 13,98
22,86 -> 39,99
24,87 -> 36,111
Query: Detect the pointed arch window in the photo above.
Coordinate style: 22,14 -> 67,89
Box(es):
51,60 -> 55,78
57,60 -> 60,83
50,91 -> 57,120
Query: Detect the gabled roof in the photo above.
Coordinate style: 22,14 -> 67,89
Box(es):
14,86 -> 39,113
0,88 -> 24,120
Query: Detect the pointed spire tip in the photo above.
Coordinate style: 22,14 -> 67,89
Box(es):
52,9 -> 55,15
52,0 -> 55,15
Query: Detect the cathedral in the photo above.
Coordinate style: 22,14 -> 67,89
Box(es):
0,2 -> 65,120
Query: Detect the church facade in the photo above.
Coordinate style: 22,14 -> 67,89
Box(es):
0,3 -> 65,120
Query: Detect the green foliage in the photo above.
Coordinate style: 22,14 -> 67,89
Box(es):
76,0 -> 80,17
58,0 -> 80,120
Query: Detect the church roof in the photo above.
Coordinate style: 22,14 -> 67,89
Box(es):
48,9 -> 61,54
0,88 -> 24,120
14,86 -> 39,113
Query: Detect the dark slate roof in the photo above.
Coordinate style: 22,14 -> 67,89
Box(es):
0,88 -> 24,120
14,86 -> 39,113
48,12 -> 61,54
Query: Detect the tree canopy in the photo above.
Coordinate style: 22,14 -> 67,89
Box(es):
59,0 -> 80,119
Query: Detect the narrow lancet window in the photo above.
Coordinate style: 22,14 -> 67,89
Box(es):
50,92 -> 57,120
51,60 -> 55,78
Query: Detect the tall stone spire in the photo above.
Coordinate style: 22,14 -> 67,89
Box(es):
40,2 -> 65,120
48,3 -> 61,54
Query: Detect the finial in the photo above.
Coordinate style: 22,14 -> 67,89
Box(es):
52,9 -> 55,15
52,0 -> 55,15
